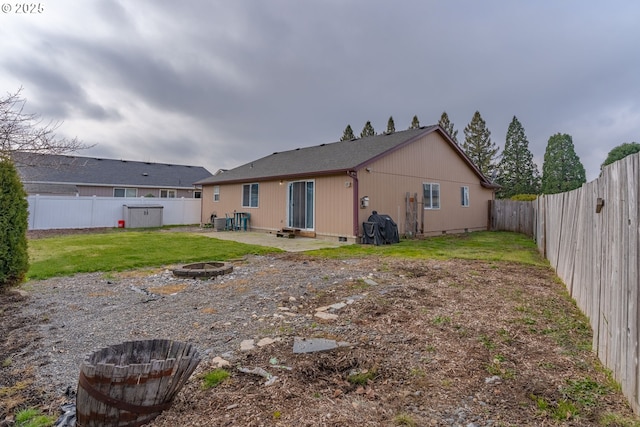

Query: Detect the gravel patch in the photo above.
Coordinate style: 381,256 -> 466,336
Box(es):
17,254 -> 381,395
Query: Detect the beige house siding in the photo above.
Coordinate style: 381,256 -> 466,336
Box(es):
202,181 -> 289,231
356,132 -> 493,235
201,176 -> 355,236
313,175 -> 354,237
203,182 -> 283,231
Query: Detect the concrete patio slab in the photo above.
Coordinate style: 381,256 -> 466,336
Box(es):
191,229 -> 352,252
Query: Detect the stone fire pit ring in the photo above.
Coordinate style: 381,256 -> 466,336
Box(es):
172,261 -> 233,278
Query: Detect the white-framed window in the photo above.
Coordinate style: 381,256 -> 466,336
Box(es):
213,185 -> 220,202
423,182 -> 440,209
242,183 -> 259,208
194,190 -> 202,199
114,188 -> 137,197
160,189 -> 176,198
461,186 -> 469,207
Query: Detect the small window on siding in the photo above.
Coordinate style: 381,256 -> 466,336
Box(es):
114,188 -> 137,197
194,191 -> 202,199
461,186 -> 469,207
213,185 -> 220,202
160,189 -> 176,198
423,183 -> 440,209
242,183 -> 259,208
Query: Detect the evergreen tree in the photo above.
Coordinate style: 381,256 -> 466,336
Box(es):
495,116 -> 540,198
340,124 -> 356,141
360,121 -> 376,138
0,157 -> 29,290
409,115 -> 420,129
541,133 -> 586,194
462,111 -> 499,177
386,116 -> 395,134
0,88 -> 89,291
601,142 -> 640,170
438,111 -> 458,143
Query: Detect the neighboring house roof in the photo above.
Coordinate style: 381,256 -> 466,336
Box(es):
197,126 -> 498,189
12,152 -> 213,189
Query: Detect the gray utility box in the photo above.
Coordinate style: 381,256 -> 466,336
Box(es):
122,205 -> 164,228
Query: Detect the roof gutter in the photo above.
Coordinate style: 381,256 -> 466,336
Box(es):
481,181 -> 502,190
198,168 -> 352,186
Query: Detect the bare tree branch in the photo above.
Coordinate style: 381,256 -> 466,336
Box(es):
1,87 -> 94,165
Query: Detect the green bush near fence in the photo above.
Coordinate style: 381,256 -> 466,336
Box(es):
511,194 -> 538,201
0,158 -> 29,291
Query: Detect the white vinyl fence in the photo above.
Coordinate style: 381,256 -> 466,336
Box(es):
27,195 -> 202,230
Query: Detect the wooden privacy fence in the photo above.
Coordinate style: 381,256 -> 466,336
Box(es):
491,152 -> 640,414
490,199 -> 536,237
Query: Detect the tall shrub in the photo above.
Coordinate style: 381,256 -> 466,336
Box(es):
0,158 -> 29,290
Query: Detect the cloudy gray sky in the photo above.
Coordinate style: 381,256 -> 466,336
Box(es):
2,1 -> 639,181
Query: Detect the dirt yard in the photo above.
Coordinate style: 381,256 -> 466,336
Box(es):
1,236 -> 639,426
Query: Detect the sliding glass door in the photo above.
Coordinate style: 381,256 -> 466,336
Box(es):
288,181 -> 314,229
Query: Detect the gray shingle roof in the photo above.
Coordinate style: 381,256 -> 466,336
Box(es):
196,126 -> 495,187
12,152 -> 212,188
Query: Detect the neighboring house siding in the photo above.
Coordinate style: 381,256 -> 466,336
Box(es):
357,132 -> 493,235
77,186 -> 114,197
75,186 -> 197,198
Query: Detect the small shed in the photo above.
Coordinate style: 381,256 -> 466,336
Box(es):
122,204 -> 164,228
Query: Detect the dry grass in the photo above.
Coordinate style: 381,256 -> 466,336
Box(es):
149,258 -> 638,426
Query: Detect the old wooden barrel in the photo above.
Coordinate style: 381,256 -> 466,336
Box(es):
76,339 -> 201,427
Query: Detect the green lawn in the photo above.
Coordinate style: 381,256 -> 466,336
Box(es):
27,230 -> 545,280
307,231 -> 546,266
27,231 -> 281,280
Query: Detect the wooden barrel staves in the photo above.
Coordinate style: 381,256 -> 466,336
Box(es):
76,339 -> 201,427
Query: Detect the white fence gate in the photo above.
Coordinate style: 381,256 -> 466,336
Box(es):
27,195 -> 202,230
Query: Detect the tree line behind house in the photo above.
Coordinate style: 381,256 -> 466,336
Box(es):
340,113 -> 640,200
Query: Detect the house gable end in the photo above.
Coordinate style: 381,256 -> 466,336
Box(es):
198,125 -> 496,189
